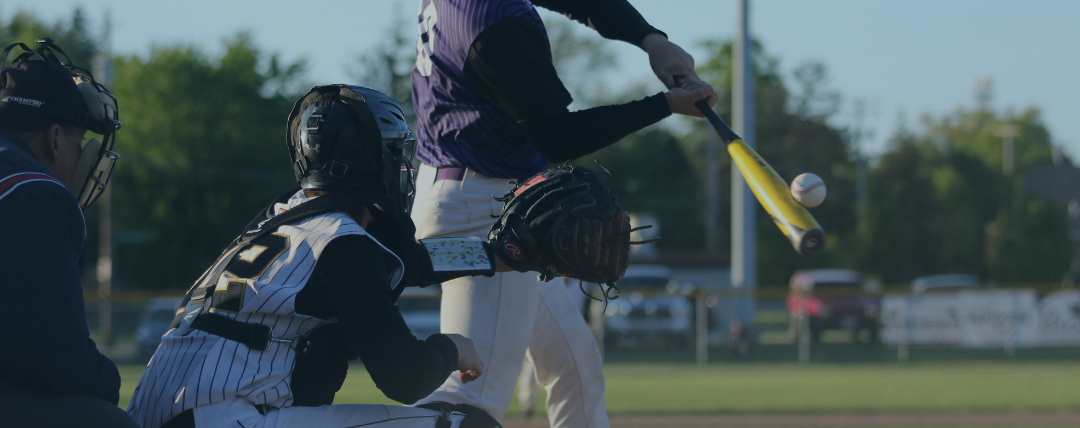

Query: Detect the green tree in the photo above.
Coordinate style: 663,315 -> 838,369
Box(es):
350,4 -> 415,124
858,85 -> 1072,284
857,126 -> 944,282
109,34 -> 306,289
990,195 -> 1072,283
0,8 -> 98,68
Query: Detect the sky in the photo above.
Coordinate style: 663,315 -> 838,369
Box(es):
6,0 -> 1079,159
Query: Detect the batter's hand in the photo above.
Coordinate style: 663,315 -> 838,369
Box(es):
444,333 -> 484,383
665,77 -> 717,118
642,33 -> 696,89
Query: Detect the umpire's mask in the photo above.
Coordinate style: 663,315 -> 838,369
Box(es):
0,38 -> 121,210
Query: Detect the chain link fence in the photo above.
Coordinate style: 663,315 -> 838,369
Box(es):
86,284 -> 1080,365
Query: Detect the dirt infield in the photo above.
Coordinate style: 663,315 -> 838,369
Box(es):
502,413 -> 1080,428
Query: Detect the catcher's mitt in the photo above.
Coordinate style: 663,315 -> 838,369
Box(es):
488,165 -> 656,289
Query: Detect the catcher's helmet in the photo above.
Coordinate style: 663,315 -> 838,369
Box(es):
286,85 -> 416,213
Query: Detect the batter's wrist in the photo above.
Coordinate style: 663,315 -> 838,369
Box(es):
640,32 -> 669,50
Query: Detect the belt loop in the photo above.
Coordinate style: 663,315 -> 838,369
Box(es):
457,167 -> 468,191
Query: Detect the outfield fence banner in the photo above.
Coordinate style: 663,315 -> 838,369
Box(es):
882,290 -> 1050,348
956,290 -> 1039,348
1038,291 -> 1080,345
882,294 -> 963,345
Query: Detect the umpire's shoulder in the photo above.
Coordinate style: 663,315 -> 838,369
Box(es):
0,141 -> 84,244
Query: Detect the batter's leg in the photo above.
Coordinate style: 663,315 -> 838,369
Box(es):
420,271 -> 539,421
527,281 -> 609,428
516,353 -> 540,418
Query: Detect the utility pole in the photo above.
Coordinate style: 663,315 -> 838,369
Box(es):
731,0 -> 756,326
94,12 -> 114,346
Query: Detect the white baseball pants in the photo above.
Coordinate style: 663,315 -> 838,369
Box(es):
190,397 -> 465,428
411,164 -> 609,428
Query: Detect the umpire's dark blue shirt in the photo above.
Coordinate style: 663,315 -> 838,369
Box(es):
0,126 -> 121,404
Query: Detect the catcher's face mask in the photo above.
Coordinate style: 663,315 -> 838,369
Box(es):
0,38 -> 120,211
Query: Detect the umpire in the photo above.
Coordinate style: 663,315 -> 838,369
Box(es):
0,40 -> 135,427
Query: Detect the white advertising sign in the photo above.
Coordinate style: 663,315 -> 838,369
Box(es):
882,294 -> 962,345
1038,291 -> 1080,345
956,290 -> 1039,348
883,290 -> 1041,347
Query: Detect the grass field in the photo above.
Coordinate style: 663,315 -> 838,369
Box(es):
118,361 -> 1080,416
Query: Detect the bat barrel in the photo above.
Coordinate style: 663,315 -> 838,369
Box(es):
676,74 -> 827,257
794,227 -> 826,256
727,139 -> 827,257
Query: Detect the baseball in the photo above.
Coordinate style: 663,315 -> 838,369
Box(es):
791,173 -> 827,208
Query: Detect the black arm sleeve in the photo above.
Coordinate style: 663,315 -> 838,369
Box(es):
295,236 -> 458,405
534,0 -> 664,46
464,18 -> 671,164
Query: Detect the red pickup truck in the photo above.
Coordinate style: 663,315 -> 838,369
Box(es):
788,269 -> 880,343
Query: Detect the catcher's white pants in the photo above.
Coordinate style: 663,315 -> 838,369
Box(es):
411,164 -> 610,428
191,397 -> 465,428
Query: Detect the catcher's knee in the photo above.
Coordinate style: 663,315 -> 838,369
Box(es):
416,402 -> 501,428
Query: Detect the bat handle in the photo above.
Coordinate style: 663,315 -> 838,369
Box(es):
674,75 -> 740,143
673,74 -> 717,115
692,99 -> 712,116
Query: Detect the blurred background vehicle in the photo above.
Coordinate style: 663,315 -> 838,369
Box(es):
397,286 -> 441,340
788,269 -> 879,343
603,265 -> 695,348
134,297 -> 182,361
911,274 -> 980,294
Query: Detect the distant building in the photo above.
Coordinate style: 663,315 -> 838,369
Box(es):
1023,163 -> 1080,243
1023,163 -> 1080,286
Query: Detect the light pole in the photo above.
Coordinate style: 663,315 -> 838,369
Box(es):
731,0 -> 756,327
995,124 -> 1019,175
94,12 -> 114,346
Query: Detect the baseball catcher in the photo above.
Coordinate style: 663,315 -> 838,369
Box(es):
126,85 -> 633,428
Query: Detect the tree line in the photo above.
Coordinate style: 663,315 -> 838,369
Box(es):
2,9 -> 1071,291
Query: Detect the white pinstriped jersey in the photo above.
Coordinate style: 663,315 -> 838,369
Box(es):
127,192 -> 403,428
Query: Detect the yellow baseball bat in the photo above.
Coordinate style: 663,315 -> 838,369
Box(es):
679,77 -> 825,255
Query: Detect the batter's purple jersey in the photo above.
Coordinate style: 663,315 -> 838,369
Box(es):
412,0 -> 550,179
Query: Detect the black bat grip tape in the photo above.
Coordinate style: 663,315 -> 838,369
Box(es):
673,75 -> 740,144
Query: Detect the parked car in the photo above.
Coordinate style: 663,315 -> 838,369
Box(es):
397,286 -> 441,340
787,269 -> 879,343
911,274 -> 979,294
603,265 -> 693,348
135,297 -> 182,361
